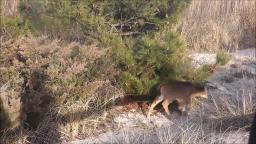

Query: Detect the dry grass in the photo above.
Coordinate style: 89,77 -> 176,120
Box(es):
111,122 -> 249,144
210,90 -> 255,118
110,88 -> 255,144
0,38 -> 24,131
1,0 -> 19,17
175,0 -> 256,52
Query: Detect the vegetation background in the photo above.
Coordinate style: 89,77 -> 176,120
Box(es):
0,0 -> 255,143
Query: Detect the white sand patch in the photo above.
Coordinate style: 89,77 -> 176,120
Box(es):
189,53 -> 216,68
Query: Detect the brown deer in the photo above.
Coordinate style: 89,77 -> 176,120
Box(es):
147,81 -> 208,117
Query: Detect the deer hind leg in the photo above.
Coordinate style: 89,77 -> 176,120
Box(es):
184,97 -> 192,115
162,98 -> 173,116
147,95 -> 164,117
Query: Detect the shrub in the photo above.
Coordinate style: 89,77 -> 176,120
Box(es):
216,50 -> 231,65
116,31 -> 193,95
191,64 -> 212,84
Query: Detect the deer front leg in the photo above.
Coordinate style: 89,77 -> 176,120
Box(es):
162,99 -> 172,116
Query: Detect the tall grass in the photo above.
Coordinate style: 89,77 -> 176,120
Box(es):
175,0 -> 256,52
1,0 -> 19,17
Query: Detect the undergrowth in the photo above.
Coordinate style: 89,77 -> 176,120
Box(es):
0,0 -> 226,143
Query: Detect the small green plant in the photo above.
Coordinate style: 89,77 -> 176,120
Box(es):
191,64 -> 212,85
216,51 -> 230,65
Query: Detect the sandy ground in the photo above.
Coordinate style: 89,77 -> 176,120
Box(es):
68,48 -> 255,144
